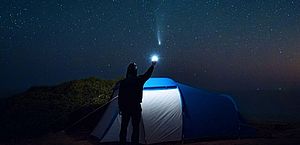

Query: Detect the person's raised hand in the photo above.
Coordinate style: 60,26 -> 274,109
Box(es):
152,61 -> 157,66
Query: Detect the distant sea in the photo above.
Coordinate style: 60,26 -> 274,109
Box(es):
229,89 -> 300,123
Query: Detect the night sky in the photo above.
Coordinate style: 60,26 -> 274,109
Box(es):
1,0 -> 300,93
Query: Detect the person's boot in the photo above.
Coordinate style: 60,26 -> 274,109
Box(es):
119,141 -> 127,145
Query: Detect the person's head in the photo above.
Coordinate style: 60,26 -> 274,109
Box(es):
126,62 -> 137,78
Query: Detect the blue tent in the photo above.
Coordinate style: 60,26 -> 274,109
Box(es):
91,78 -> 255,144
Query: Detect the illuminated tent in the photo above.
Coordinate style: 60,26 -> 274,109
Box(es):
89,78 -> 254,144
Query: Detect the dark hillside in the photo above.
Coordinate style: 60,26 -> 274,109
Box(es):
0,77 -> 117,142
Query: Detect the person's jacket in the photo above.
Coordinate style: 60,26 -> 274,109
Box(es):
118,65 -> 154,112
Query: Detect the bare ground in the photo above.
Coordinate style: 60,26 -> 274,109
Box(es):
2,123 -> 300,145
29,128 -> 300,145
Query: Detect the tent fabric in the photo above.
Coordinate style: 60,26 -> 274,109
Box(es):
91,85 -> 183,144
178,84 -> 239,140
141,88 -> 182,144
90,77 -> 255,144
90,97 -> 119,141
143,78 -> 177,89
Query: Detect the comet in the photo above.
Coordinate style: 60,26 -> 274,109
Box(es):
157,28 -> 161,46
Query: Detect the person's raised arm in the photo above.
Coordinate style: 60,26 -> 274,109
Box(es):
140,62 -> 156,83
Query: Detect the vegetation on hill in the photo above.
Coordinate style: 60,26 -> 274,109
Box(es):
0,77 -> 117,141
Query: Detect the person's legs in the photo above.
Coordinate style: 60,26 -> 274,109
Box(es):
131,111 -> 141,145
120,112 -> 130,145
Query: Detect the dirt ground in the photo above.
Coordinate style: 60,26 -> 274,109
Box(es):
186,138 -> 300,145
29,129 -> 300,145
3,124 -> 300,145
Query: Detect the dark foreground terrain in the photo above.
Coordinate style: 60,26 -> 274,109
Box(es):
4,124 -> 300,145
0,77 -> 116,143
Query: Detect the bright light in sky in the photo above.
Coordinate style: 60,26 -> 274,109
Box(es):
158,39 -> 161,45
151,55 -> 159,62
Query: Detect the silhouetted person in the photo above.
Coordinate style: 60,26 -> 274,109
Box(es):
118,62 -> 156,145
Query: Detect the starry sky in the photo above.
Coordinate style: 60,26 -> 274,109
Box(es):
1,0 -> 300,93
